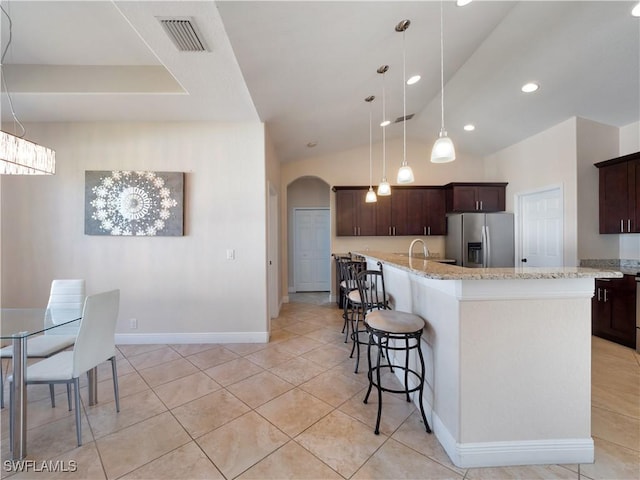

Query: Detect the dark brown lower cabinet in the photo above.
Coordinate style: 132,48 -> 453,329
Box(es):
592,275 -> 636,349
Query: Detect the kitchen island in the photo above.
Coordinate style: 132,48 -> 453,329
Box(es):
355,251 -> 622,468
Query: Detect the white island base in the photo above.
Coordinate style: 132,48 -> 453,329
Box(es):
358,253 -> 619,469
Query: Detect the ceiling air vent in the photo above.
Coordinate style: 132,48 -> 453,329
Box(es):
394,113 -> 415,124
159,18 -> 208,52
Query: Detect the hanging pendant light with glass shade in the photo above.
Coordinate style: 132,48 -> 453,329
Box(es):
377,65 -> 391,196
431,0 -> 456,163
396,19 -> 415,184
364,95 -> 378,203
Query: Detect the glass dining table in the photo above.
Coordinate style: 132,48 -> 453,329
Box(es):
0,308 -> 97,460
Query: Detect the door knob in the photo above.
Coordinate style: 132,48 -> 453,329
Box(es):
521,258 -> 527,263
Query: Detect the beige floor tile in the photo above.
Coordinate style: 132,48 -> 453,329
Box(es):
169,344 -> 217,357
300,369 -> 366,407
237,440 -> 342,480
591,371 -> 640,419
269,356 -> 328,385
465,463 -> 578,479
197,411 -> 289,479
393,411 -> 463,474
256,388 -> 333,437
305,326 -> 348,345
22,391 -> 75,431
268,329 -> 299,343
275,336 -> 325,356
7,442 -> 107,480
576,437 -> 640,480
80,371 -> 149,406
302,344 -> 353,368
85,389 -> 166,439
330,357 -> 371,383
352,437 -> 463,479
117,344 -> 166,358
204,358 -> 264,387
16,413 -> 93,461
120,442 -> 224,480
339,387 -> 416,436
226,371 -> 294,408
96,411 -> 190,479
245,346 -> 296,369
283,322 -> 324,336
171,389 -> 250,438
296,410 -> 386,478
186,346 -> 240,370
137,357 -> 199,387
152,371 -> 220,409
222,343 -> 268,356
125,347 -> 182,370
592,406 -> 640,452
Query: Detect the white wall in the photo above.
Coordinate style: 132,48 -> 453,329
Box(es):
484,118 -> 580,265
1,122 -> 269,342
575,118 -> 620,260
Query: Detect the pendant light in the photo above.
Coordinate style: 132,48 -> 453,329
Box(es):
377,65 -> 391,196
365,95 -> 377,203
431,0 -> 456,163
396,19 -> 415,184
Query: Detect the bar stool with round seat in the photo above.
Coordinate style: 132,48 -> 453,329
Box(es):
363,308 -> 432,435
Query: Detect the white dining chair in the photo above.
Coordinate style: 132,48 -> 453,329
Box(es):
9,289 -> 121,447
0,279 -> 85,408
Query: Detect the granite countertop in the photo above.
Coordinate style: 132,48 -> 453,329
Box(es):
355,251 -> 624,281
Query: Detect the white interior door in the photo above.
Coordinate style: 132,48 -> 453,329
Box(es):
517,186 -> 564,267
294,208 -> 330,292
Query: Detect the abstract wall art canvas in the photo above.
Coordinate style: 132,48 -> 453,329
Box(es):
85,170 -> 184,236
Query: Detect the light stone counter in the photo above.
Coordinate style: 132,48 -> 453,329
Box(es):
356,251 -> 623,280
352,251 -> 620,469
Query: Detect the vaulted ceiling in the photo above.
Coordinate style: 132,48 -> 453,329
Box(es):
1,1 -> 638,163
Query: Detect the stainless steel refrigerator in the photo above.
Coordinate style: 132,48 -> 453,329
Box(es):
445,213 -> 515,268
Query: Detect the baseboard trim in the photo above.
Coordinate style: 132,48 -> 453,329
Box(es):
432,414 -> 594,468
115,332 -> 269,345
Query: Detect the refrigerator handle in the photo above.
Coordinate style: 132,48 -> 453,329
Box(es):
485,225 -> 491,267
481,226 -> 487,267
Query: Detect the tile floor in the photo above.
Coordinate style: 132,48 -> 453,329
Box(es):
1,292 -> 639,479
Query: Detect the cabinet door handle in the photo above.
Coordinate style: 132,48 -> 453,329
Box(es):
428,226 -> 431,235
358,227 -> 361,236
475,201 -> 479,210
603,289 -> 608,302
621,219 -> 624,233
597,287 -> 601,301
353,226 -> 357,236
393,226 -> 396,236
424,226 -> 427,235
389,226 -> 392,236
480,201 -> 483,210
628,219 -> 631,232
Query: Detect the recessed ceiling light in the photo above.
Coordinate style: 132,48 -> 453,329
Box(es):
456,0 -> 473,6
407,75 -> 421,85
463,124 -> 475,131
521,82 -> 539,93
380,120 -> 391,127
632,2 -> 640,17
306,141 -> 317,148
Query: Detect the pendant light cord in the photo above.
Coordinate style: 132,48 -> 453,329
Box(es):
1,4 -> 26,138
439,0 -> 445,132
382,71 -> 386,180
369,102 -> 373,187
402,29 -> 407,165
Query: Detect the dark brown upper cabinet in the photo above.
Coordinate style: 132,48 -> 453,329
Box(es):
444,183 -> 507,213
595,152 -> 640,234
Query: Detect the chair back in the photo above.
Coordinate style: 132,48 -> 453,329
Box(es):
340,260 -> 365,293
44,279 -> 86,335
72,290 -> 120,377
356,263 -> 388,313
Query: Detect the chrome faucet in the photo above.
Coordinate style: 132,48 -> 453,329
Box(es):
409,238 -> 429,258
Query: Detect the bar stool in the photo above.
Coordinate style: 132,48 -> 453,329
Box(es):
340,259 -> 365,343
364,308 -> 431,435
351,263 -> 389,374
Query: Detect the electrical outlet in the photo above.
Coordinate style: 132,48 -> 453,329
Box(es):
226,249 -> 235,260
130,318 -> 138,329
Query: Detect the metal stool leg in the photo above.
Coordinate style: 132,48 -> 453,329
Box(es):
416,336 -> 431,433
